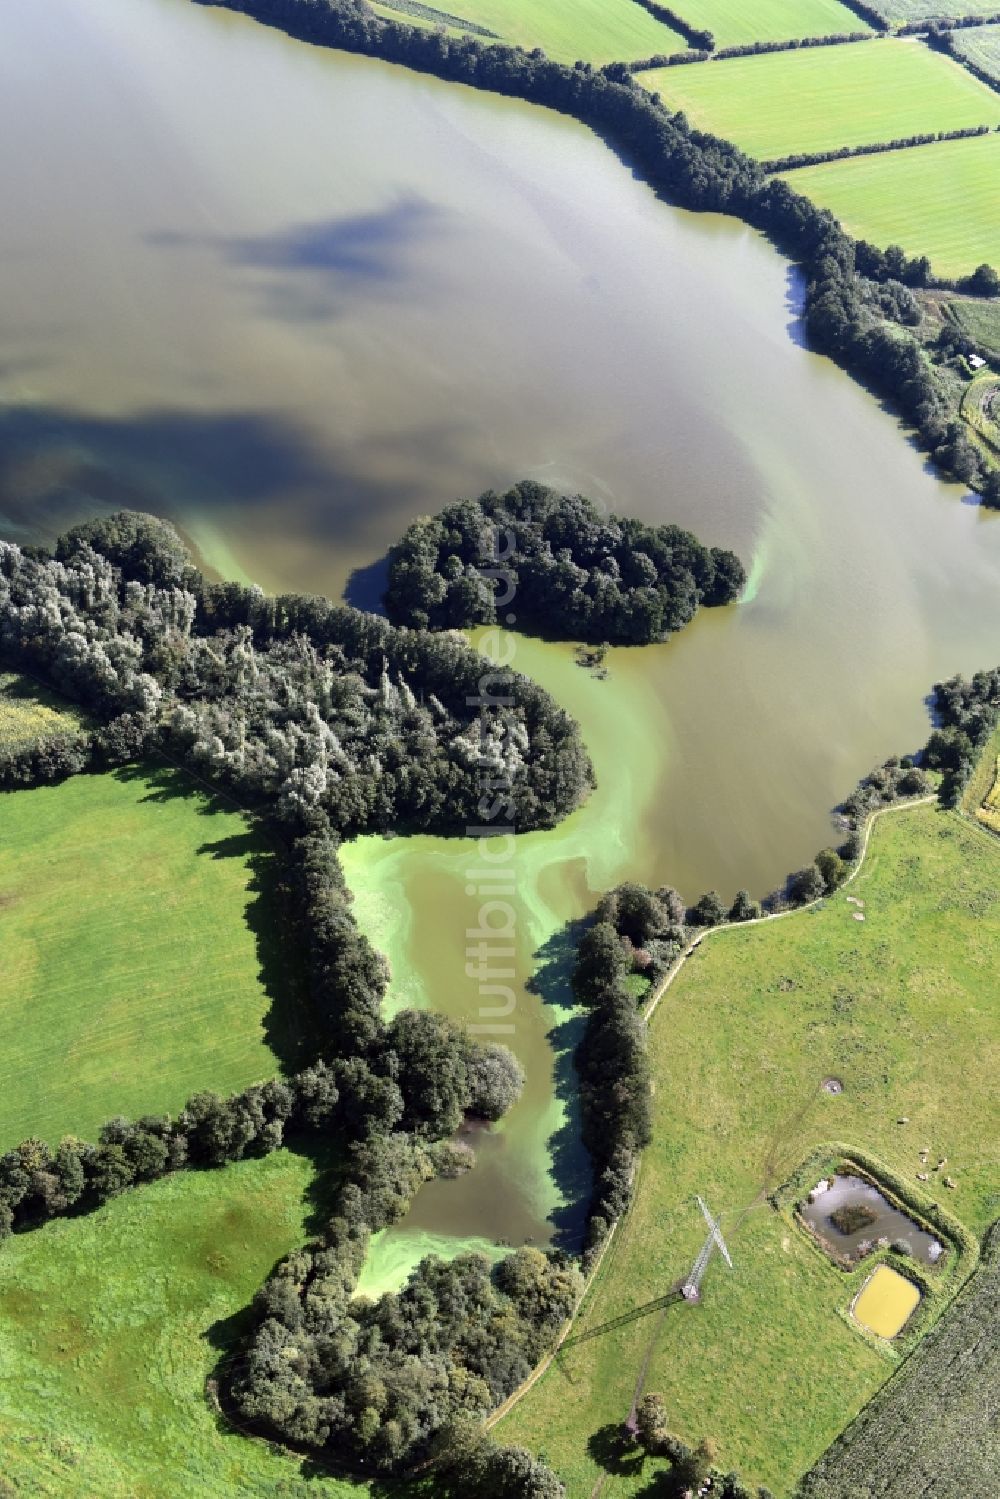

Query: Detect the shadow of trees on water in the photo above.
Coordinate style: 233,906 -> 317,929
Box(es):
528,914 -> 592,1253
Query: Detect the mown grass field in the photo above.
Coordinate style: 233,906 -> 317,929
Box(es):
870,0 -> 1000,21
373,0 -> 684,64
954,21 -> 1000,84
778,132 -> 1000,277
664,0 -> 873,47
504,804 -> 1000,1495
0,672 -> 87,749
0,765 -> 307,1149
0,1150 -> 359,1499
639,40 -> 1000,160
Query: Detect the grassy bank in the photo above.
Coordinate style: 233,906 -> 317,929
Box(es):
0,765 -> 306,1148
504,803 -> 999,1494
639,41 -> 999,161
0,1149 -> 359,1498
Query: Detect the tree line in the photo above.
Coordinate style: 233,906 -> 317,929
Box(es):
384,481 -> 745,644
193,0 -> 1000,504
764,123 -> 993,175
631,0 -> 714,52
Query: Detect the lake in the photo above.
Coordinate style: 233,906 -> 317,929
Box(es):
3,0 -> 1000,1276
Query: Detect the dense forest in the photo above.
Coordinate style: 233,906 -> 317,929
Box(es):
0,511 -> 592,830
195,0 -> 1000,504
384,482 -> 745,643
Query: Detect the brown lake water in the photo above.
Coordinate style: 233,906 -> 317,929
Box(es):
3,0 -> 1000,1278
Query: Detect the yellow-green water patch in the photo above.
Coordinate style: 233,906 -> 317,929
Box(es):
355,1226 -> 508,1298
852,1264 -> 921,1338
340,628 -> 674,1262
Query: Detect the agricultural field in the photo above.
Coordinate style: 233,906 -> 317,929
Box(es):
801,1225 -> 1000,1498
663,0 -> 874,47
638,40 -> 1000,160
370,0 -> 685,64
0,766 -> 307,1149
504,804 -> 1000,1494
870,0 -> 1000,22
0,671 -> 87,750
0,1149 -> 357,1499
947,292 -> 1000,352
953,21 -> 1000,84
778,131 -> 1000,277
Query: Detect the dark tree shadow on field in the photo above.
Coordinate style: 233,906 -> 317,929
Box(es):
588,1421 -> 647,1479
112,761 -> 317,1074
528,915 -> 592,1251
113,761 -> 243,817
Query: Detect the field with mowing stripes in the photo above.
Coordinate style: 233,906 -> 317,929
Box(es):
505,805 -> 999,1494
0,765 -> 307,1148
780,132 -> 1000,277
665,0 -> 873,47
373,0 -> 684,63
0,1150 -> 356,1499
953,21 -> 1000,85
639,40 -> 999,160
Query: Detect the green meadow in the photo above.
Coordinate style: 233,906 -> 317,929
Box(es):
0,766 -> 307,1149
667,0 -> 873,47
639,40 -> 999,160
0,1150 -> 358,1499
504,804 -> 999,1494
371,0 -> 684,63
954,22 -> 1000,85
780,132 -> 1000,277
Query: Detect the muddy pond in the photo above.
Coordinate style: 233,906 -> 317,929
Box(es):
802,1174 -> 943,1266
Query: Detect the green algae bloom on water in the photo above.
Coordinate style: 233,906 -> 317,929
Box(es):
852,1265 -> 921,1339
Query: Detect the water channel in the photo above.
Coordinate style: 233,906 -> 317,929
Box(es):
3,0 -> 1000,1284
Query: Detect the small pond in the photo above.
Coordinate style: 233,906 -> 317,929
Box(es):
800,1173 -> 943,1266
852,1264 -> 921,1339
